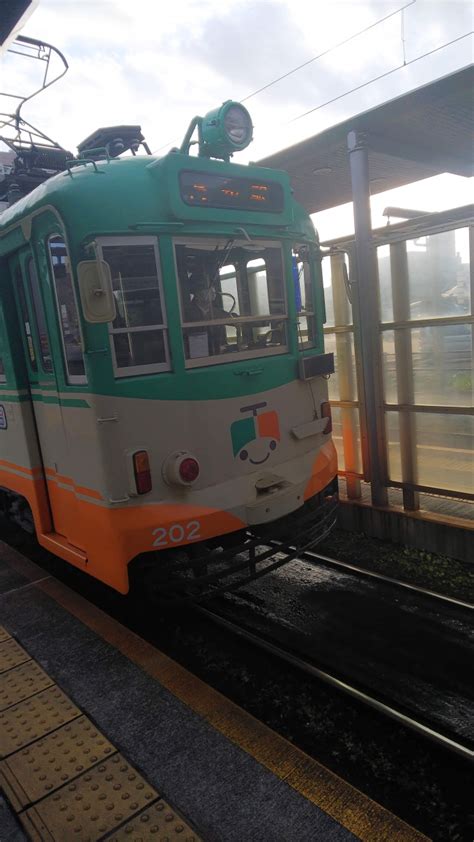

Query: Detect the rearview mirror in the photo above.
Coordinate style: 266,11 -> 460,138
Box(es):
77,260 -> 116,323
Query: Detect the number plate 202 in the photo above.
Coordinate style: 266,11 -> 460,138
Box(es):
152,520 -> 201,548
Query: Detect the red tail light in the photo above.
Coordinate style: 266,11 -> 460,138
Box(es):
133,450 -> 152,494
321,402 -> 332,434
178,457 -> 200,484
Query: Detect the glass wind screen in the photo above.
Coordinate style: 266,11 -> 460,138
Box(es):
411,324 -> 472,407
27,259 -> 53,373
321,257 -> 335,327
100,242 -> 169,374
382,331 -> 397,404
49,236 -> 86,381
382,326 -> 473,408
103,244 -> 164,329
324,331 -> 358,402
385,411 -> 402,482
386,410 -> 473,495
293,245 -> 316,348
16,268 -> 37,371
331,405 -> 362,474
406,228 -> 470,320
415,412 -> 473,494
377,245 -> 393,323
175,238 -> 287,364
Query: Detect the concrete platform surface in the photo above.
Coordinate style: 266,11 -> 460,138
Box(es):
0,540 -> 428,842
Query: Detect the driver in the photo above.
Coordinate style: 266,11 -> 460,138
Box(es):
185,275 -> 230,355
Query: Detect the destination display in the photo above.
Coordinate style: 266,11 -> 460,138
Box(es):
179,171 -> 284,212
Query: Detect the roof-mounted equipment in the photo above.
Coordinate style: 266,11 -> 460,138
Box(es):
180,100 -> 253,162
77,125 -> 151,160
0,34 -> 73,205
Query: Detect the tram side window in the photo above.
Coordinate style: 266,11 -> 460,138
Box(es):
27,259 -> 53,373
16,267 -> 37,371
175,238 -> 287,366
293,245 -> 316,348
0,357 -> 5,383
99,240 -> 170,376
48,237 -> 86,383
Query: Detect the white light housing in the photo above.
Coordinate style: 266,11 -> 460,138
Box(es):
162,451 -> 200,486
201,101 -> 253,158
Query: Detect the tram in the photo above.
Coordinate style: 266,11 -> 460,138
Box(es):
0,90 -> 337,599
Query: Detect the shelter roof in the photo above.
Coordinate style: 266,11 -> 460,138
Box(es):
257,65 -> 474,213
0,1 -> 37,52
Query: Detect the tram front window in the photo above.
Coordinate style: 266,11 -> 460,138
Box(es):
175,238 -> 287,366
97,238 -> 170,377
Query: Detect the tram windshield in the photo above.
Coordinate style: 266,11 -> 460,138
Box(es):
175,238 -> 287,366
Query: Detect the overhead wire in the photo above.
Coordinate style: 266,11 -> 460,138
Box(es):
289,31 -> 473,123
401,6 -> 407,65
151,4 -> 472,156
240,0 -> 417,103
150,1 -> 417,154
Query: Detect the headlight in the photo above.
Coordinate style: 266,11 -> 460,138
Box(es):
201,100 -> 253,158
223,104 -> 252,146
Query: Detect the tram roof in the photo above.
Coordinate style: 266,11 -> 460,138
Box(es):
257,65 -> 474,213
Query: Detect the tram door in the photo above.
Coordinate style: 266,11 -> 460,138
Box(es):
9,248 -> 85,551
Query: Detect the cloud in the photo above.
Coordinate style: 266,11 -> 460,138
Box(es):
1,0 -> 472,164
174,1 -> 308,90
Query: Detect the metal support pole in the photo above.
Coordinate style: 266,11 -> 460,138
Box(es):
330,251 -> 361,499
347,130 -> 388,507
390,241 -> 420,511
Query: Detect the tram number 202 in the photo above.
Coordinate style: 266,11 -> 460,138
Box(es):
152,521 -> 201,548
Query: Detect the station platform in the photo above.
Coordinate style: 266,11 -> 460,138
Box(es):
0,540 -> 428,842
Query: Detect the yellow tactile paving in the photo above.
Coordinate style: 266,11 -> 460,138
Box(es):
0,625 -> 12,643
0,545 -> 425,842
0,715 -> 116,809
0,638 -> 31,673
0,685 -> 81,758
0,659 -> 53,712
0,602 -> 201,842
35,576 -> 429,842
106,798 -> 200,841
21,754 -> 159,842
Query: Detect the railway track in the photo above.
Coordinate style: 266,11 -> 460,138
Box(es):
195,602 -> 474,762
299,549 -> 474,611
2,521 -> 473,763
191,546 -> 473,764
2,523 -> 474,840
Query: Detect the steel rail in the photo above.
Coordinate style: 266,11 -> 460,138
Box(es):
299,550 -> 473,611
196,604 -> 474,762
268,539 -> 473,609
2,526 -> 471,760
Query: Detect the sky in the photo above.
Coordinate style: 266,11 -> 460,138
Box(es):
1,0 -> 473,238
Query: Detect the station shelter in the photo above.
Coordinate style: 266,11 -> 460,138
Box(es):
259,66 -> 474,561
